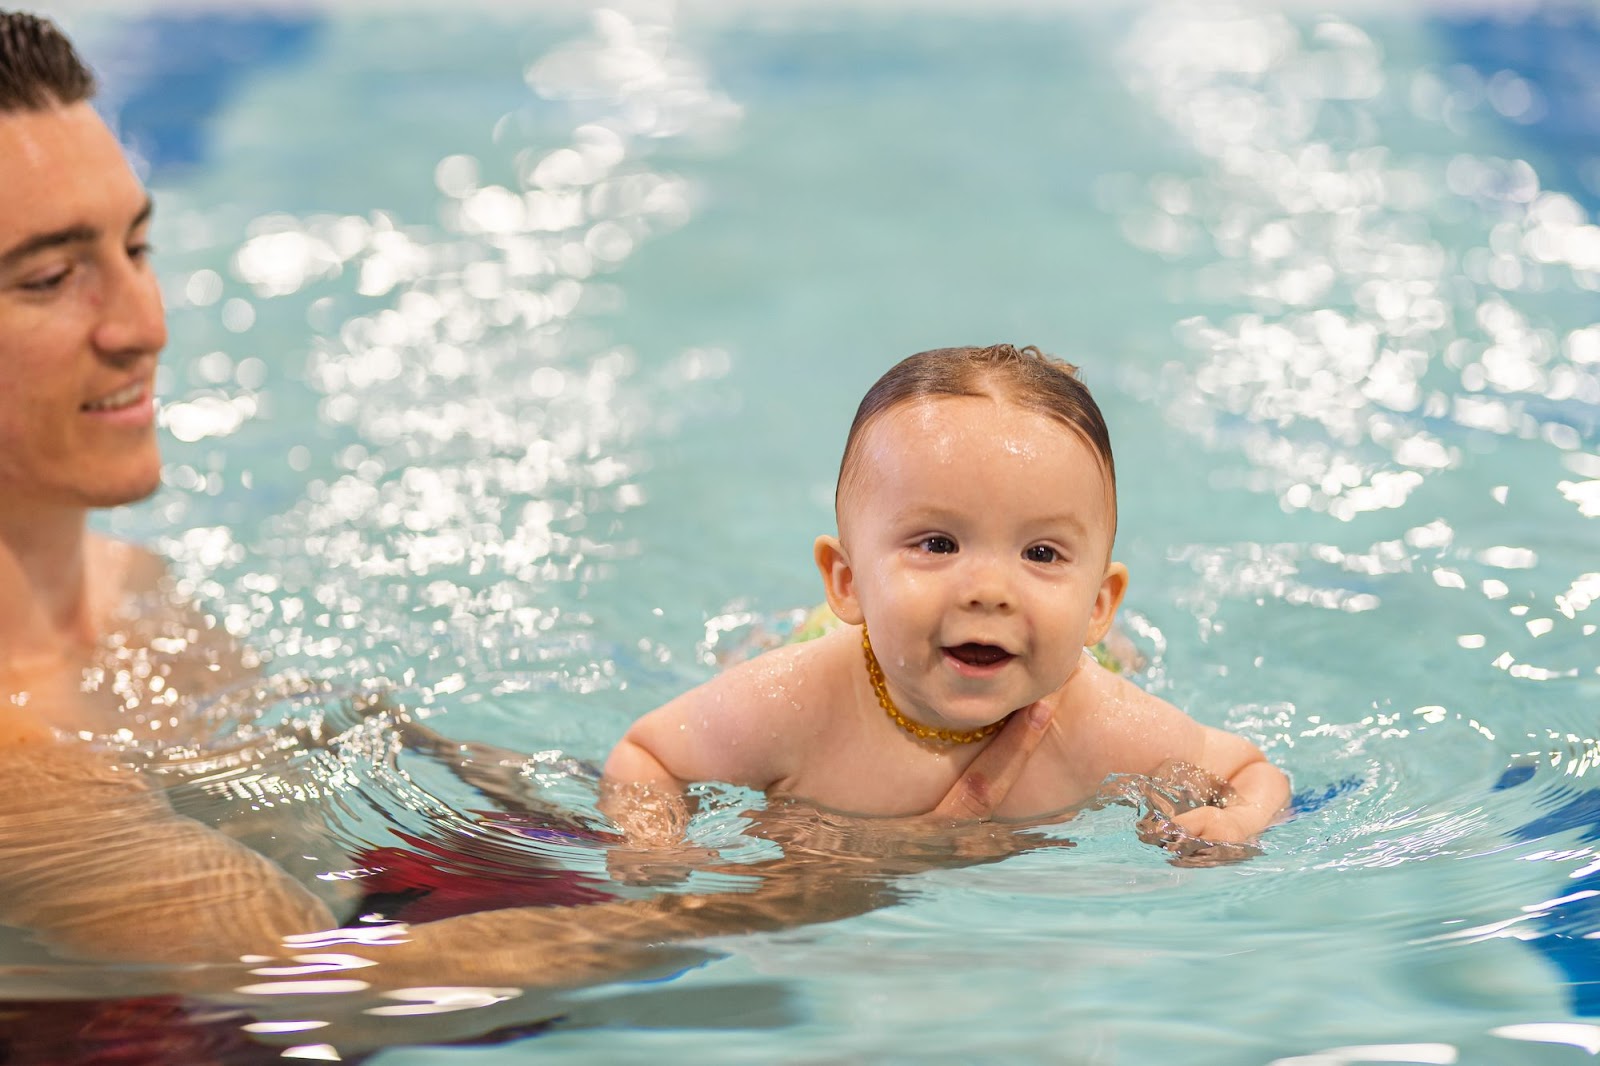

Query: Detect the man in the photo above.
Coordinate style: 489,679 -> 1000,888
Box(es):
0,10 -> 167,732
0,9 -> 1055,989
0,8 -> 341,958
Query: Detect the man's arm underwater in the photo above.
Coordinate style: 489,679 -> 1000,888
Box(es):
284,697 -> 1062,989
0,542 -> 337,965
0,739 -> 336,964
0,667 -> 1057,982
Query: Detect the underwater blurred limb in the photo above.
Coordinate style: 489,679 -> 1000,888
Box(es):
364,697 -> 1062,989
0,741 -> 336,964
0,673 -> 1056,989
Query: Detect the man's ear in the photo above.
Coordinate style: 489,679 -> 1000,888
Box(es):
1085,560 -> 1129,646
813,535 -> 864,625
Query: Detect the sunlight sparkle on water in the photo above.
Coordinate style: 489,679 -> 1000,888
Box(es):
1491,1024 -> 1600,1057
143,5 -> 742,694
365,986 -> 523,1017
1271,1046 -> 1458,1065
1116,2 -> 1600,532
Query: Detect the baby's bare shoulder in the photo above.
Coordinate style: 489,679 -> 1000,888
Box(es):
697,625 -> 854,714
1058,661 -> 1207,775
623,626 -> 858,788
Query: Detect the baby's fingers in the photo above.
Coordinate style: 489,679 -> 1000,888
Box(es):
1167,838 -> 1262,868
1135,810 -> 1183,850
605,845 -> 722,886
1173,805 -> 1256,844
1141,808 -> 1263,867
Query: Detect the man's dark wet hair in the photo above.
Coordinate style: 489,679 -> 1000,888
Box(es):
0,10 -> 95,112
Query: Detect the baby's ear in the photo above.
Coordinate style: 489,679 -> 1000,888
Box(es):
1085,561 -> 1129,646
813,535 -> 864,625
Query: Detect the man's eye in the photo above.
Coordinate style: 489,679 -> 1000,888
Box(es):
128,241 -> 153,263
919,536 -> 957,554
1024,545 -> 1060,564
20,266 -> 72,292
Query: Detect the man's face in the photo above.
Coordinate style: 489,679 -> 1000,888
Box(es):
0,102 -> 165,516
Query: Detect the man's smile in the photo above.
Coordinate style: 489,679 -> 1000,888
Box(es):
80,380 -> 147,413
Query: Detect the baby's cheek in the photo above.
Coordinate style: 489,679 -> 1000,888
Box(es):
1019,663 -> 1071,710
1048,645 -> 1090,686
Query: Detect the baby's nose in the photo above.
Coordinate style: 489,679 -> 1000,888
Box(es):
960,558 -> 1013,610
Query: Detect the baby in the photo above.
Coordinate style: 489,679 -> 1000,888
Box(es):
604,344 -> 1289,847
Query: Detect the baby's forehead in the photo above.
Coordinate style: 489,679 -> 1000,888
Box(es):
837,396 -> 1110,507
858,394 -> 1095,463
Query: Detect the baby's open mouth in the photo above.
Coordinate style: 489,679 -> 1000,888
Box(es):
945,643 -> 1013,667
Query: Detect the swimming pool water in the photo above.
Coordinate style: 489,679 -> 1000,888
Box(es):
23,1 -> 1600,1062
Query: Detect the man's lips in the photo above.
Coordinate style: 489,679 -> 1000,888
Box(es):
81,381 -> 146,412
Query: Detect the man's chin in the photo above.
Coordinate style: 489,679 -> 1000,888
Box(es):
78,468 -> 164,509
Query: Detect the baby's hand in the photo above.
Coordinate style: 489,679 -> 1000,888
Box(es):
1136,803 -> 1262,868
606,843 -> 726,887
598,779 -> 728,885
1172,804 -> 1252,844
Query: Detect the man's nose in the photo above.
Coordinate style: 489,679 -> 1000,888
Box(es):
92,259 -> 167,361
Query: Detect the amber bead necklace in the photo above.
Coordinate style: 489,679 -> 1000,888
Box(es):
860,623 -> 1004,745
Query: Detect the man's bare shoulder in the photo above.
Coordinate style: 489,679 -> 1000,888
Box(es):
86,534 -> 167,600
85,535 -> 263,695
122,545 -> 169,595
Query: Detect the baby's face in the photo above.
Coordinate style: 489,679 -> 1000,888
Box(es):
836,395 -> 1119,735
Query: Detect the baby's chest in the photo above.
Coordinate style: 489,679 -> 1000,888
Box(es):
778,733 -> 1096,820
986,757 -> 1105,819
994,711 -> 1172,815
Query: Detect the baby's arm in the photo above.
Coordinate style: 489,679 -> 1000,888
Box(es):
601,645 -> 814,845
1079,666 -> 1287,848
1171,724 -> 1290,843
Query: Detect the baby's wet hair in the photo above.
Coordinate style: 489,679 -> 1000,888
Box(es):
835,343 -> 1117,535
0,11 -> 96,113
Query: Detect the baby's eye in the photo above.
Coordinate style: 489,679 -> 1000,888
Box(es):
919,535 -> 957,554
1024,545 -> 1060,564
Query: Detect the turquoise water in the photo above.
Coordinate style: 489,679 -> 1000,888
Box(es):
26,2 -> 1600,1062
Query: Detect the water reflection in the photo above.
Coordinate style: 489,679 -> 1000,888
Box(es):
4,636 -> 1260,1060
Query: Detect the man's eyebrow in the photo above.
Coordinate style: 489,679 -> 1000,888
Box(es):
0,197 -> 155,271
0,224 -> 95,271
